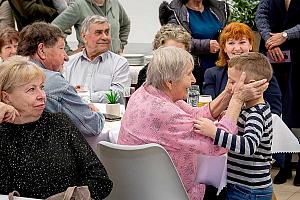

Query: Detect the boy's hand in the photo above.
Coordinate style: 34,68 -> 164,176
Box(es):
193,118 -> 217,138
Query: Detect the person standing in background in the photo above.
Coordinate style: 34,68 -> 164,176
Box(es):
255,0 -> 300,186
8,0 -> 59,30
159,0 -> 229,92
0,0 -> 14,28
52,0 -> 130,55
203,22 -> 282,116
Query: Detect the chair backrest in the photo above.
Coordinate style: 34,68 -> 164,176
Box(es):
98,141 -> 189,200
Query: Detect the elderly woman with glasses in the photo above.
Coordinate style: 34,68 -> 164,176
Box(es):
118,46 -> 268,200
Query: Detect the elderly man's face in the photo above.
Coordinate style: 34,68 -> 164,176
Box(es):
83,22 -> 111,55
43,37 -> 68,72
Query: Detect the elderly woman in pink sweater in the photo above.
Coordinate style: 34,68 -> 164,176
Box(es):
118,46 -> 267,200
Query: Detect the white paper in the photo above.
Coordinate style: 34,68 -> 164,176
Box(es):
196,154 -> 227,195
272,114 -> 300,153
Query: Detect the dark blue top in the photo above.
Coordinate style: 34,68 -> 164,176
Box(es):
188,7 -> 222,69
202,66 -> 282,116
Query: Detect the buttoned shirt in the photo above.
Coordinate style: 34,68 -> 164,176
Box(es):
63,50 -> 130,103
32,59 -> 105,136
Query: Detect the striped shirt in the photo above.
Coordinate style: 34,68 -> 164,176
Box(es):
214,103 -> 273,189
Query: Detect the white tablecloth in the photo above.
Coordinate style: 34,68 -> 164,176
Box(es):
272,114 -> 300,153
84,103 -> 123,152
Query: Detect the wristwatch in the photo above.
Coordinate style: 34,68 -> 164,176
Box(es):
282,31 -> 288,39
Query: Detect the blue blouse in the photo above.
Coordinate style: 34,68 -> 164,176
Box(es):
188,7 -> 222,68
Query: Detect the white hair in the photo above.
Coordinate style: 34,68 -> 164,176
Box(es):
146,46 -> 194,89
81,15 -> 109,34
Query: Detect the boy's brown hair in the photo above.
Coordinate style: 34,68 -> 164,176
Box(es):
228,52 -> 273,82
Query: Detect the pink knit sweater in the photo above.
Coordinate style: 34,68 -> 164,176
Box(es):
118,85 -> 237,200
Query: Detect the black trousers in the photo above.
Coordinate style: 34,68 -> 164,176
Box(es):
203,185 -> 226,200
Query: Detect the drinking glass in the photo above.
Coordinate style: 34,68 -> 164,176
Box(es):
76,85 -> 91,104
198,95 -> 212,107
187,85 -> 200,107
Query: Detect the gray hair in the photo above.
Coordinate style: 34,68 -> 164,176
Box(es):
146,46 -> 194,89
81,15 -> 109,34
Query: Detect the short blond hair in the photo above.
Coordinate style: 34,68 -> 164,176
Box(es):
0,56 -> 45,101
146,46 -> 194,89
228,52 -> 272,82
153,24 -> 191,50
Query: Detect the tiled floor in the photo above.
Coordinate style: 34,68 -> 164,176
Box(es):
272,168 -> 300,200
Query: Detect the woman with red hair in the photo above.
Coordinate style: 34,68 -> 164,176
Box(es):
203,22 -> 282,116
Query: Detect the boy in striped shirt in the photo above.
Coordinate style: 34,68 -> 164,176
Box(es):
195,52 -> 273,199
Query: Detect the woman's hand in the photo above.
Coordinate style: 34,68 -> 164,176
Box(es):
233,72 -> 268,102
209,40 -> 220,53
265,32 -> 287,50
268,47 -> 284,62
193,118 -> 217,139
0,102 -> 19,123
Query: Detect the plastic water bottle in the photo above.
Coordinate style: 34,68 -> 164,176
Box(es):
187,85 -> 200,107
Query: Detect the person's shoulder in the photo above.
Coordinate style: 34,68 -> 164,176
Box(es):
105,51 -> 128,63
74,0 -> 87,5
205,66 -> 225,76
209,0 -> 226,8
169,0 -> 184,9
45,70 -> 68,84
245,103 -> 271,118
67,51 -> 84,62
44,71 -> 69,92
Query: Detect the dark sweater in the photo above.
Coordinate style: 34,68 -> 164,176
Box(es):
8,0 -> 58,30
0,112 -> 112,199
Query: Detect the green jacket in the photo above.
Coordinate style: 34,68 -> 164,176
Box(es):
8,0 -> 58,30
52,0 -> 130,54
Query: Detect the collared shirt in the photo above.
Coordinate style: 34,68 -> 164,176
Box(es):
32,59 -> 105,136
63,50 -> 130,103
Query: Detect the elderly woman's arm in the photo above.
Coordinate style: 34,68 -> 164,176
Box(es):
209,73 -> 268,119
0,102 -> 19,123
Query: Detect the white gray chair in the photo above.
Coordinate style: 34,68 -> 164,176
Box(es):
97,141 -> 189,200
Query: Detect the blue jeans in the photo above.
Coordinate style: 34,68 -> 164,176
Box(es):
227,184 -> 272,200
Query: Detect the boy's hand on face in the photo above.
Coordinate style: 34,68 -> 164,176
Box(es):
193,118 -> 217,139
